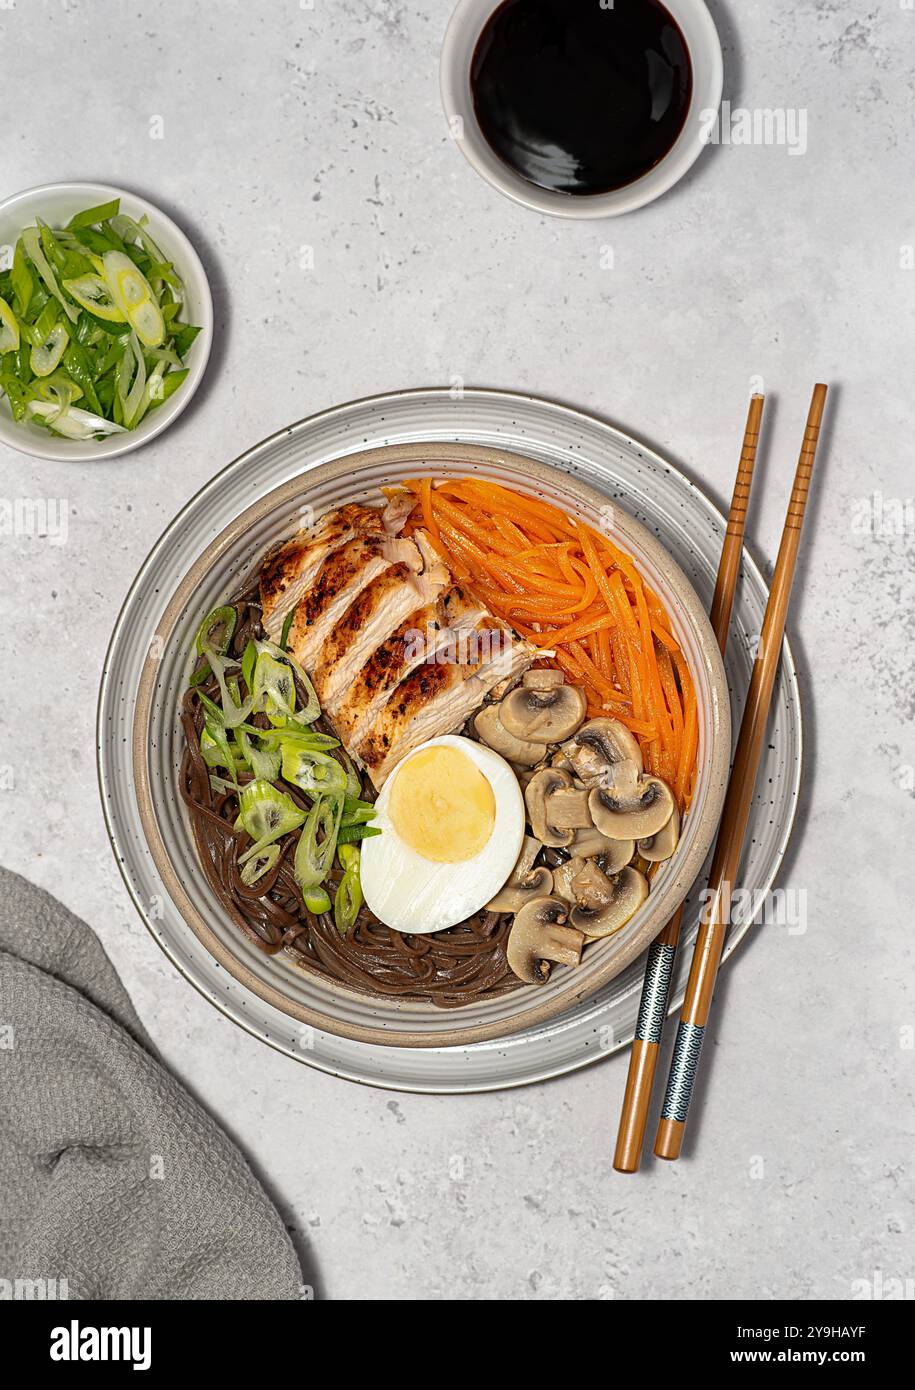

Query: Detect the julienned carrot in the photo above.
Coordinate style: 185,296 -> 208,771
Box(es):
400,478 -> 699,809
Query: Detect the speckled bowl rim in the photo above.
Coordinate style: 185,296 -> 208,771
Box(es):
132,440 -> 730,1047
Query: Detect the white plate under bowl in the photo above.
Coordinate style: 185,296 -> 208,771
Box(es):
0,181 -> 213,461
98,388 -> 802,1093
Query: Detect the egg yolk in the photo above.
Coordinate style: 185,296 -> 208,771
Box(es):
388,746 -> 496,863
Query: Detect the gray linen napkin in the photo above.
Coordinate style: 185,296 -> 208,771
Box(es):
0,865 -> 303,1300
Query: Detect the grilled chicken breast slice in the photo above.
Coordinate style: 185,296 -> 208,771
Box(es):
313,556 -> 448,715
331,583 -> 486,748
287,533 -> 422,672
260,497 -> 412,641
356,621 -> 535,787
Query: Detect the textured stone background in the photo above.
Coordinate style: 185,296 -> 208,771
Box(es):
0,1 -> 912,1300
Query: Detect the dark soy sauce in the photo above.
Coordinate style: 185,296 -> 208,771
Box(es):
471,0 -> 693,196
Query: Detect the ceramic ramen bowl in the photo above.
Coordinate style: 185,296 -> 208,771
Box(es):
133,442 -> 730,1047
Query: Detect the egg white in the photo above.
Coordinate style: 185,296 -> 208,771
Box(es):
360,734 -> 525,935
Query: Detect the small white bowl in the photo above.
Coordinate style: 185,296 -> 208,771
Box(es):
0,181 -> 213,461
441,0 -> 723,219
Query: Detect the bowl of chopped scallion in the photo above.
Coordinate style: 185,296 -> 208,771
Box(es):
0,182 -> 212,460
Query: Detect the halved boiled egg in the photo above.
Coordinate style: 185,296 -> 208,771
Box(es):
360,734 -> 525,934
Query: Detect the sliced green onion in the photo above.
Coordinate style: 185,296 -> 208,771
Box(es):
199,698 -> 239,776
30,321 -> 69,377
293,794 -> 343,889
334,867 -> 363,935
34,372 -> 82,408
341,795 -> 377,827
194,605 -> 236,659
339,749 -> 363,798
337,843 -> 360,873
200,726 -> 235,772
237,780 -> 305,865
255,639 -> 320,723
190,608 -> 253,725
171,322 -> 201,357
260,726 -> 339,752
208,774 -> 237,796
0,298 -> 20,353
67,198 -> 121,230
237,727 -> 282,782
302,885 -> 332,914
253,650 -> 297,726
281,745 -> 348,799
61,342 -> 101,414
24,401 -> 127,439
279,605 -> 296,651
0,374 -> 31,421
62,272 -> 126,323
240,844 -> 281,887
21,225 -> 79,323
101,250 -> 165,347
121,331 -> 147,425
11,242 -> 35,316
110,212 -> 169,269
241,639 -> 258,694
146,367 -> 188,411
17,298 -> 59,348
204,662 -> 252,729
336,823 -> 382,845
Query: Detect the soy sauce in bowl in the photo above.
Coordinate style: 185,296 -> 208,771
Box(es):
470,0 -> 693,196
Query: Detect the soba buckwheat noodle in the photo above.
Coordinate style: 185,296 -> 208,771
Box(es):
178,585 -> 521,1008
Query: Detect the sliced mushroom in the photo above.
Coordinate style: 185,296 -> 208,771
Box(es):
560,716 -> 643,784
499,680 -> 587,744
638,803 -> 681,862
569,859 -> 615,910
569,866 -> 649,939
567,824 -> 633,863
588,760 -> 676,840
474,703 -> 544,766
546,785 -> 592,831
594,839 -> 637,875
521,667 -> 566,691
516,760 -> 549,792
551,855 -> 587,903
524,767 -> 580,848
486,836 -> 554,912
506,896 -> 585,983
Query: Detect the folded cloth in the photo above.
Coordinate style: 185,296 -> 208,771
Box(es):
0,866 -> 303,1300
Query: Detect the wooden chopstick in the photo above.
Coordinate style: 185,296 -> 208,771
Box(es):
613,394 -> 764,1173
654,384 -> 828,1161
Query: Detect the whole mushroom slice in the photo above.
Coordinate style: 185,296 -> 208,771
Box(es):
569,865 -> 649,939
506,896 -> 585,984
588,761 -> 676,841
560,716 -> 643,784
524,767 -> 582,848
499,678 -> 587,744
474,703 -> 544,766
486,836 -> 554,912
638,802 -> 681,863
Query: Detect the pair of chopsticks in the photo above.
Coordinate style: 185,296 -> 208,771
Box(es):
614,384 -> 827,1170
